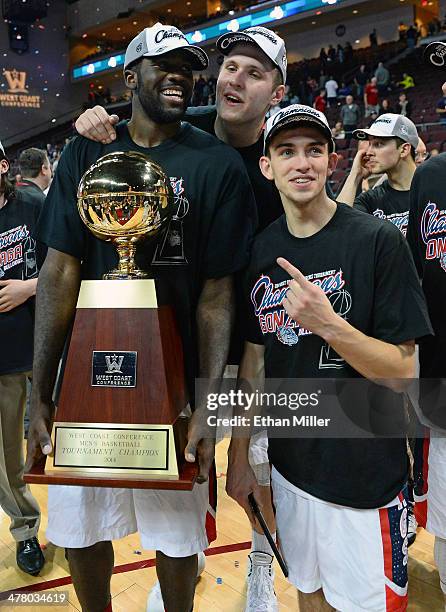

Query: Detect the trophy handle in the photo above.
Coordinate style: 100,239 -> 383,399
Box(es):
104,237 -> 149,280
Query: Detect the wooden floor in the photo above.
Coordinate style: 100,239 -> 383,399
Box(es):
0,439 -> 444,612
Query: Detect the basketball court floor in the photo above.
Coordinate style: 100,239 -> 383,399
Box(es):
0,439 -> 444,611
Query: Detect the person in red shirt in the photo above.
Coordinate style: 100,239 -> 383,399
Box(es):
364,76 -> 379,117
314,88 -> 327,112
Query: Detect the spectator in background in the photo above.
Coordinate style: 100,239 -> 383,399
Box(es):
325,75 -> 338,107
193,74 -> 206,106
280,85 -> 300,108
364,77 -> 380,117
415,137 -> 428,166
314,89 -> 327,113
319,47 -> 327,65
344,41 -> 354,63
396,92 -> 412,118
406,25 -> 417,49
436,82 -> 446,125
374,62 -> 390,96
399,73 -> 415,89
319,70 -> 328,90
201,80 -> 210,106
398,22 -> 407,41
379,99 -> 394,115
207,75 -> 217,105
355,64 -> 368,98
332,121 -> 345,139
369,28 -> 378,46
327,44 -> 336,63
306,75 -> 318,103
289,90 -> 300,105
17,149 -> 51,205
430,148 -> 440,157
340,94 -> 361,139
427,19 -> 438,37
337,81 -> 353,100
337,44 -> 344,63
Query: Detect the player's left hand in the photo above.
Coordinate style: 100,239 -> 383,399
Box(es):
277,257 -> 338,337
185,408 -> 215,484
0,279 -> 34,312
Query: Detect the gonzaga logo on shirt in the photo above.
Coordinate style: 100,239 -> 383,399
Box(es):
0,224 -> 29,272
250,268 -> 348,346
373,209 -> 409,236
420,201 -> 446,271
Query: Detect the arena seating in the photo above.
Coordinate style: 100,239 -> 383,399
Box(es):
7,41 -> 446,199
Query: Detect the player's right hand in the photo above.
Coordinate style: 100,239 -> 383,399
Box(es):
226,453 -> 263,526
351,146 -> 373,180
75,106 -> 119,144
24,401 -> 54,472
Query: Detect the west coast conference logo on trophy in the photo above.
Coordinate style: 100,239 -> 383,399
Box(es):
92,351 -> 137,387
25,151 -> 197,489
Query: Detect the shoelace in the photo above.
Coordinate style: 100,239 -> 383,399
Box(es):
247,553 -> 277,612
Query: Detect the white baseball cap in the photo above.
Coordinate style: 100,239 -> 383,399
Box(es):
217,26 -> 287,84
353,114 -> 419,148
124,23 -> 208,71
264,105 -> 335,154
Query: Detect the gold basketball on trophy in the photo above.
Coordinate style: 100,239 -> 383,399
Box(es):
77,150 -> 174,279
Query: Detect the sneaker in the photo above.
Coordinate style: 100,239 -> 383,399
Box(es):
408,504 -> 418,547
146,581 -> 163,612
246,551 -> 278,612
146,551 -> 205,611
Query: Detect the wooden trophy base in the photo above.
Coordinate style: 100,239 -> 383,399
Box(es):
25,457 -> 197,490
24,280 -> 198,490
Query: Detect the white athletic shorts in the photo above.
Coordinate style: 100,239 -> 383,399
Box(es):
249,430 -> 268,466
414,435 -> 446,539
272,467 -> 409,612
46,481 -> 213,556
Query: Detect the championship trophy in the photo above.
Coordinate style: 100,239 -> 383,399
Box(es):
25,151 -> 197,490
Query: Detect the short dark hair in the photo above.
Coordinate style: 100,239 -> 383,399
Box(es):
18,148 -> 49,178
394,136 -> 416,161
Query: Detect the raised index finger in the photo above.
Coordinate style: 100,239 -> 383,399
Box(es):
277,257 -> 307,286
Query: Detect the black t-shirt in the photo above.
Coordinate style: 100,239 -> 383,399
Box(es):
185,106 -> 283,232
185,105 -> 284,364
408,153 -> 446,338
245,203 -> 432,508
36,121 -> 256,402
16,180 -> 46,207
354,180 -> 410,236
0,192 -> 46,374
